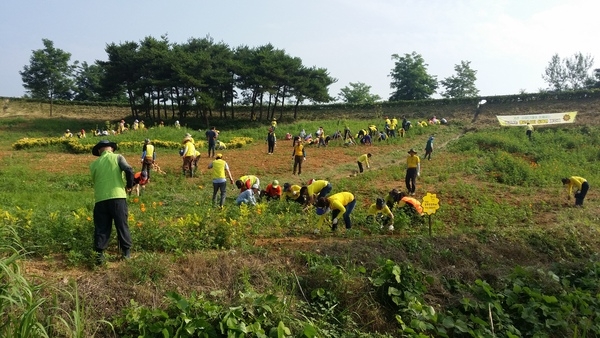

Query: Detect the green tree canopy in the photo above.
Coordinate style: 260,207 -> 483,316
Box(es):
439,60 -> 479,98
388,52 -> 437,101
542,53 -> 595,92
338,82 -> 381,104
20,39 -> 75,115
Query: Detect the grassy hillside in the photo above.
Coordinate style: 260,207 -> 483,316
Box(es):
0,99 -> 599,337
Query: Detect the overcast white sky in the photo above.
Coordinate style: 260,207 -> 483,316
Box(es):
1,0 -> 598,100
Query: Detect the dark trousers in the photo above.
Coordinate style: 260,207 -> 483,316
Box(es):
331,199 -> 356,230
268,140 -> 275,153
526,130 -> 532,140
318,183 -> 333,198
357,161 -> 364,173
212,181 -> 227,207
575,181 -> 589,206
405,168 -> 418,193
293,155 -> 304,174
93,198 -> 132,252
141,158 -> 153,178
208,141 -> 215,157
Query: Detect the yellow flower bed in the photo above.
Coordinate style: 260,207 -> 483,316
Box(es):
12,137 -> 253,153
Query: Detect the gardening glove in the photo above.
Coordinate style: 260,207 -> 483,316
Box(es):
332,218 -> 338,226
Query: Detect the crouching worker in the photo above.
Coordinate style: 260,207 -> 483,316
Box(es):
131,170 -> 149,196
396,191 -> 424,218
283,183 -> 303,204
236,184 -> 259,206
262,180 -> 282,201
315,192 -> 356,231
367,197 -> 395,231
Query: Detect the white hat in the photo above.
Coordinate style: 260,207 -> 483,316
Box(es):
251,183 -> 259,189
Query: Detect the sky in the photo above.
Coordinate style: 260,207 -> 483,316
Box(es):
1,0 -> 599,101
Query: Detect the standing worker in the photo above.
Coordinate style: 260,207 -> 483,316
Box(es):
292,138 -> 306,175
206,126 -> 218,158
424,136 -> 434,160
208,153 -> 235,208
405,148 -> 420,196
181,134 -> 196,177
562,176 -> 589,207
90,140 -> 135,264
357,153 -> 372,173
267,127 -> 277,154
140,138 -> 156,179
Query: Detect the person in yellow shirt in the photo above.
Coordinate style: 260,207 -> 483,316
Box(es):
283,183 -> 303,203
405,148 -> 420,195
235,175 -> 260,192
292,140 -> 306,175
207,153 -> 234,208
299,179 -> 332,207
367,197 -> 394,231
64,129 -> 73,138
357,153 -> 372,173
315,192 -> 356,231
526,123 -> 534,141
562,176 -> 589,207
181,135 -> 196,177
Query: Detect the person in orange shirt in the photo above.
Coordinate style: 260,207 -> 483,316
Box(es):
263,180 -> 282,201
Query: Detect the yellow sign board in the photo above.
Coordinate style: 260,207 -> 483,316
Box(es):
422,193 -> 440,215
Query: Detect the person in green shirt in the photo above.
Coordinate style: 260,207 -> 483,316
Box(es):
562,176 -> 589,207
90,140 -> 135,264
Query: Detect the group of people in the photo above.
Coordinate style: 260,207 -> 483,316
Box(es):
88,114 -> 590,267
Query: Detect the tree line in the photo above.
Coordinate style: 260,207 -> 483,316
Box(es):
19,38 -> 600,120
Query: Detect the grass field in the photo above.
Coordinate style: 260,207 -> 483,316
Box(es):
0,101 -> 599,337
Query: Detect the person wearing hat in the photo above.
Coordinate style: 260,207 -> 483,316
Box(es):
132,119 -> 139,130
236,184 -> 259,206
263,180 -> 282,201
405,148 -> 420,196
205,126 -> 218,158
207,153 -> 234,208
181,134 -> 196,177
357,153 -> 372,173
174,120 -> 180,129
562,176 -> 589,207
64,129 -> 73,138
139,120 -> 145,130
117,119 -> 126,134
315,192 -> 356,231
424,135 -> 434,160
140,138 -> 156,179
367,197 -> 395,231
271,118 -> 277,131
90,140 -> 135,264
131,170 -> 149,196
283,182 -> 303,203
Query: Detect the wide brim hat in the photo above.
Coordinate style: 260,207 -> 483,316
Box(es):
408,148 -> 417,154
272,180 -> 279,188
92,140 -> 117,156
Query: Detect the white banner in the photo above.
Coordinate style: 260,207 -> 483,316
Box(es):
496,112 -> 577,126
